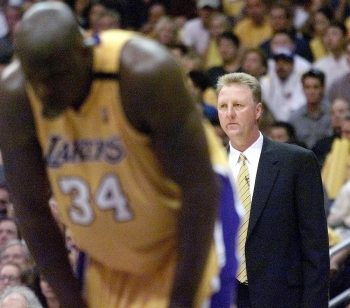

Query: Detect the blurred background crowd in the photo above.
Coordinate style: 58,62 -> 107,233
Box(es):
2,0 -> 350,306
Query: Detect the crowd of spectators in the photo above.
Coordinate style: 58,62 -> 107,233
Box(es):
3,0 -> 350,306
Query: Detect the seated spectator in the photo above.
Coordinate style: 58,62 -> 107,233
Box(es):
233,0 -> 272,49
0,184 -> 13,218
206,31 -> 241,88
328,39 -> 350,103
0,285 -> 43,308
268,121 -> 306,147
313,97 -> 350,167
313,21 -> 350,96
222,0 -> 244,20
322,113 -> 350,199
0,240 -> 33,273
328,165 -> 350,240
187,70 -> 216,119
40,275 -> 60,308
288,69 -> 331,149
93,9 -> 120,33
308,6 -> 333,61
240,48 -> 267,80
0,262 -> 23,292
203,13 -> 230,69
152,16 -> 179,48
267,30 -> 311,76
260,47 -> 306,121
86,0 -> 107,33
180,0 -> 219,55
0,218 -> 19,250
139,2 -> 167,35
260,3 -> 313,62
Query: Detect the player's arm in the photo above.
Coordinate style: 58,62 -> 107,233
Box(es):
120,38 -> 219,307
0,61 -> 85,308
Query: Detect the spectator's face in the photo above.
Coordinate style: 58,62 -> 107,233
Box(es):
88,3 -> 106,31
270,33 -> 294,54
199,7 -> 215,28
275,58 -> 293,80
95,15 -> 120,32
341,120 -> 350,139
148,4 -> 165,24
218,38 -> 238,62
0,245 -> 27,270
241,51 -> 265,78
0,221 -> 18,248
269,127 -> 290,143
218,84 -> 262,145
302,76 -> 324,105
156,22 -> 176,45
313,12 -> 330,36
269,7 -> 289,32
209,16 -> 227,38
246,0 -> 265,24
0,189 -> 10,215
0,264 -> 21,291
331,99 -> 349,131
40,277 -> 57,300
323,26 -> 345,53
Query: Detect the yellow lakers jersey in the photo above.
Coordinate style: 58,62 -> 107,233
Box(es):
28,30 -> 181,275
27,30 -> 232,280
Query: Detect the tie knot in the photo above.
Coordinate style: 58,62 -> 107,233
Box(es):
239,153 -> 247,164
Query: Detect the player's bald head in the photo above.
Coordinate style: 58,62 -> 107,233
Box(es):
15,2 -> 83,67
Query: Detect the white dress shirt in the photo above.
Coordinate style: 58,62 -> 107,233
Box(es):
228,132 -> 263,199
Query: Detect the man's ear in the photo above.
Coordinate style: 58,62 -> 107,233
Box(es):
256,102 -> 263,120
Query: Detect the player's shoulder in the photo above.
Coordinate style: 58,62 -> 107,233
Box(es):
121,34 -> 179,78
0,59 -> 26,106
0,59 -> 35,139
265,136 -> 315,161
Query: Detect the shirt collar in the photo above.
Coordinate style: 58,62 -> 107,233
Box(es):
229,132 -> 263,165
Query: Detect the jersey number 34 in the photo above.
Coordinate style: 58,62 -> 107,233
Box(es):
58,174 -> 133,225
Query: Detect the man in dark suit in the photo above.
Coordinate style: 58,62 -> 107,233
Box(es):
217,72 -> 329,307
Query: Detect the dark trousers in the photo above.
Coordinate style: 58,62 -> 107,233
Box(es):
236,280 -> 252,308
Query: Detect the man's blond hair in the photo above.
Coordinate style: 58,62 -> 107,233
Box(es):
217,72 -> 261,103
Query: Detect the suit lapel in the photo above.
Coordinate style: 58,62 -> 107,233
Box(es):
247,137 -> 279,238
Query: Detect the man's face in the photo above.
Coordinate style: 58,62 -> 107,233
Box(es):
218,83 -> 262,146
0,221 -> 18,247
302,76 -> 324,105
275,58 -> 293,80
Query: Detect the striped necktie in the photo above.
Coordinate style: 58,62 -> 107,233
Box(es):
236,153 -> 251,283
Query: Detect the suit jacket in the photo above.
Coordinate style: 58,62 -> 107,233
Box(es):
241,137 -> 329,307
